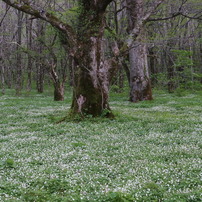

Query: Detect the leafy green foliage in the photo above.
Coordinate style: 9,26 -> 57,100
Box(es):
172,50 -> 193,67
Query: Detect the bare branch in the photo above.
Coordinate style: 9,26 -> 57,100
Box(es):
126,0 -> 165,48
1,0 -> 77,47
148,12 -> 202,22
148,0 -> 202,22
142,0 -> 166,22
97,0 -> 114,11
115,6 -> 127,15
180,13 -> 202,20
148,12 -> 182,22
0,5 -> 11,27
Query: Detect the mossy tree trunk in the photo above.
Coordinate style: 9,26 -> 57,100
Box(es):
70,1 -> 115,117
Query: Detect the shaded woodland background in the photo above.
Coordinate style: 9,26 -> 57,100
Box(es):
0,0 -> 202,98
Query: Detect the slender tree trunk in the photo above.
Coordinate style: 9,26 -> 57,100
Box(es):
36,62 -> 44,93
0,37 -> 5,94
122,59 -> 130,86
166,49 -> 175,93
15,10 -> 23,96
36,19 -> 45,93
26,16 -> 32,91
0,60 -> 5,95
6,60 -> 13,89
148,47 -> 158,87
69,56 -> 74,86
200,42 -> 202,84
118,66 -> 124,92
0,3 -> 9,94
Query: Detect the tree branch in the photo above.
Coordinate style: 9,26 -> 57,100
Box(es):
0,4 -> 10,27
126,0 -> 165,47
1,0 -> 77,47
97,0 -> 114,11
115,6 -> 127,15
147,12 -> 182,22
148,0 -> 202,22
180,13 -> 202,20
143,0 -> 166,22
148,12 -> 202,22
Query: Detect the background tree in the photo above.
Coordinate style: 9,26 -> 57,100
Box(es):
25,14 -> 33,92
146,0 -> 202,92
0,0 -> 70,100
125,0 -> 164,102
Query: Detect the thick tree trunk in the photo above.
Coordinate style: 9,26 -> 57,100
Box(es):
129,37 -> 153,102
70,6 -> 115,118
126,0 -> 153,102
71,44 -> 115,118
54,83 -> 64,101
50,68 -> 65,101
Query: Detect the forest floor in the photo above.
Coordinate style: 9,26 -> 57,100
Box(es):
0,89 -> 202,201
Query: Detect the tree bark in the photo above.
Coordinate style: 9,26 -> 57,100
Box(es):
128,34 -> 153,102
50,66 -> 65,101
54,83 -> 64,101
126,0 -> 153,102
70,2 -> 116,117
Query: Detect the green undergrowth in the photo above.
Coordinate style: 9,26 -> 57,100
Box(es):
0,89 -> 202,201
